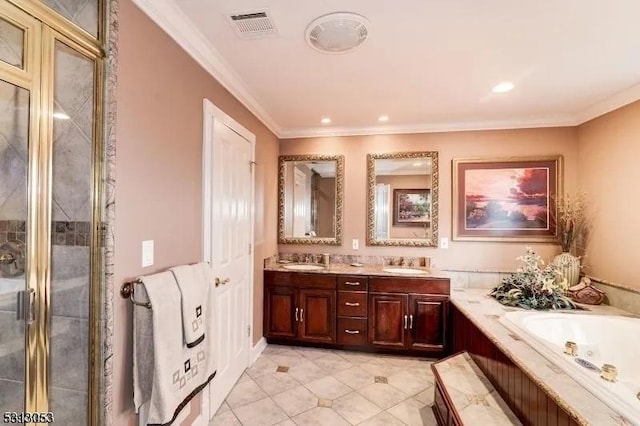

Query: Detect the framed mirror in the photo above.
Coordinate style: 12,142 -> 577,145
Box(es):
278,154 -> 344,245
366,152 -> 439,246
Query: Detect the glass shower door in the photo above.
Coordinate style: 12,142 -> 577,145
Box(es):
0,3 -> 37,417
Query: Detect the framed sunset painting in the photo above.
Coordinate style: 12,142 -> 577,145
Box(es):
452,156 -> 562,242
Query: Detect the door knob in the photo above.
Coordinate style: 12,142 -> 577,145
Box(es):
215,277 -> 230,287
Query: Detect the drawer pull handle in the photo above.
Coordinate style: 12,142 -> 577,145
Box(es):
344,281 -> 360,286
300,308 -> 304,322
404,314 -> 408,330
345,302 -> 360,307
295,307 -> 299,322
344,329 -> 360,334
409,314 -> 413,329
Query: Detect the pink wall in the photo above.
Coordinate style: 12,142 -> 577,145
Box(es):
279,127 -> 579,271
577,100 -> 640,289
113,0 -> 278,424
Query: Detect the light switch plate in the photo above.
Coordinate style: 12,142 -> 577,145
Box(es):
352,239 -> 359,250
440,237 -> 449,249
142,240 -> 154,267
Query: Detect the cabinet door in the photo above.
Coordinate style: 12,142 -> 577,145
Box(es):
298,289 -> 336,343
369,293 -> 408,349
408,295 -> 448,351
264,286 -> 298,339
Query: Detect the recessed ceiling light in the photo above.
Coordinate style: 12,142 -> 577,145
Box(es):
52,112 -> 70,120
413,162 -> 423,167
320,117 -> 331,124
378,115 -> 389,122
492,82 -> 514,93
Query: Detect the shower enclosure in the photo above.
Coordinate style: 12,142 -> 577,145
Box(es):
0,0 -> 104,424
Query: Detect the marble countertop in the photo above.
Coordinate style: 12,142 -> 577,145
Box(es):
450,289 -> 632,426
264,262 -> 450,279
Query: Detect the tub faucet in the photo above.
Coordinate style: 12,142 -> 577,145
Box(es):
601,364 -> 618,382
564,341 -> 578,356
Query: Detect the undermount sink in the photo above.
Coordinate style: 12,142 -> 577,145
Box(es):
282,264 -> 326,271
382,267 -> 428,275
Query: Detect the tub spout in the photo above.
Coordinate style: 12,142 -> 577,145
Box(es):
601,364 -> 618,382
564,341 -> 578,356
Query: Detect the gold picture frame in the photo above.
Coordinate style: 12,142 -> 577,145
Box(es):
452,156 -> 563,242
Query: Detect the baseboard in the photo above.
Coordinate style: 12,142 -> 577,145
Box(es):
250,337 -> 267,365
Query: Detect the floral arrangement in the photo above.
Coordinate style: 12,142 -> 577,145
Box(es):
552,192 -> 588,253
490,248 -> 577,310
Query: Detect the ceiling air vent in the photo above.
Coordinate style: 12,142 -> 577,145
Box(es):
305,12 -> 369,54
226,10 -> 278,39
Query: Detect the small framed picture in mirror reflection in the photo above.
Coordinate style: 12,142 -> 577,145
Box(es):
393,189 -> 431,226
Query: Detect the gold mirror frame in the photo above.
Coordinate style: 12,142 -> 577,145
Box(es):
278,154 -> 344,245
366,151 -> 439,247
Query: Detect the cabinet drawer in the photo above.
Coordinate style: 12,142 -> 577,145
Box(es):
337,318 -> 368,345
369,276 -> 449,294
337,276 -> 368,291
265,271 -> 337,289
338,292 -> 367,317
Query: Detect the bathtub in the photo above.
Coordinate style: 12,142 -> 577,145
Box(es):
500,311 -> 640,425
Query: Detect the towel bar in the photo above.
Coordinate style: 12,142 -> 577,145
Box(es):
121,279 -> 152,309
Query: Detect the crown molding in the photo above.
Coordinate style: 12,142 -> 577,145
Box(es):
128,0 -> 640,140
279,116 -> 580,139
574,82 -> 640,125
130,0 -> 282,137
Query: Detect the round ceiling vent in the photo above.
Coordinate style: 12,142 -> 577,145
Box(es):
305,12 -> 369,54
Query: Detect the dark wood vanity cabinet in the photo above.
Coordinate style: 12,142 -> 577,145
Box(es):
368,277 -> 449,352
264,271 -> 450,354
264,271 -> 336,344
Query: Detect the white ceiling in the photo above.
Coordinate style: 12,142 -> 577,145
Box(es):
134,0 -> 640,138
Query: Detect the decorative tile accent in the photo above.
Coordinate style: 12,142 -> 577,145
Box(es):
52,221 -> 91,246
276,366 -> 289,373
317,398 -> 332,407
0,220 -> 92,246
374,376 -> 387,384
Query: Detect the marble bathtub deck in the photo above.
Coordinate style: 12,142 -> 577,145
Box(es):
450,289 -> 634,426
209,345 -> 438,426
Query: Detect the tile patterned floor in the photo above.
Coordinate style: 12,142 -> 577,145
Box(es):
209,345 -> 438,426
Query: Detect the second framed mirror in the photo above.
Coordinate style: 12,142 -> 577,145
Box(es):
366,151 -> 439,247
278,154 -> 344,245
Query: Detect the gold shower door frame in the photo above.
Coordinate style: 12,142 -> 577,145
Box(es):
0,0 -> 104,424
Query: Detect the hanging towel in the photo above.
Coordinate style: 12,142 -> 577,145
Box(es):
133,271 -> 216,426
170,263 -> 211,348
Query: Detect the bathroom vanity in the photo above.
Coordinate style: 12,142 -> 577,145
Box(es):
263,267 -> 450,354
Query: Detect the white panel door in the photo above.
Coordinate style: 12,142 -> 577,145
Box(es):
203,104 -> 253,417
